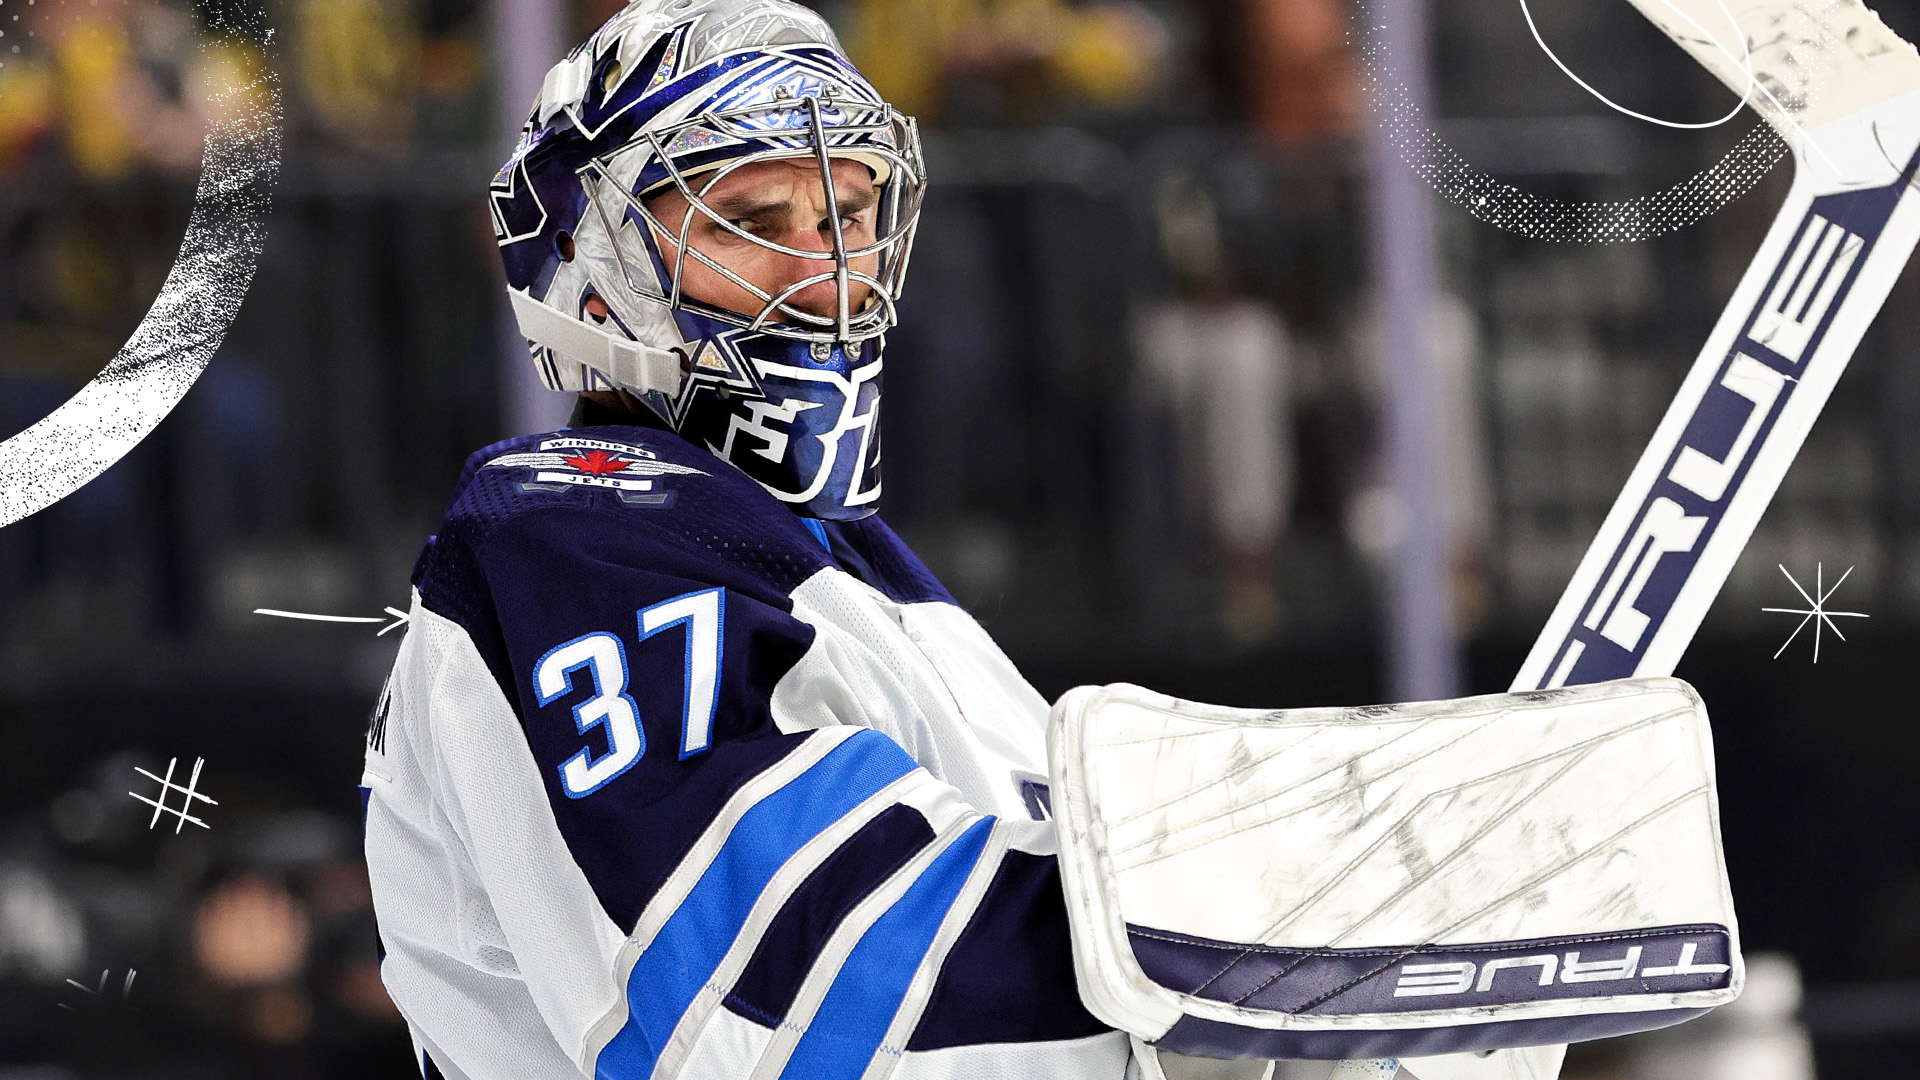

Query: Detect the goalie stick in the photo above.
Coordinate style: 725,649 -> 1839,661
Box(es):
1373,3 -> 1920,1079
1513,0 -> 1920,694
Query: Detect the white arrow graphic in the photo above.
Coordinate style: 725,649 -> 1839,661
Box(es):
254,606 -> 410,636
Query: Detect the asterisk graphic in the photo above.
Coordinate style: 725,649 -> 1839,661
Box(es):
130,757 -> 218,833
1763,563 -> 1868,662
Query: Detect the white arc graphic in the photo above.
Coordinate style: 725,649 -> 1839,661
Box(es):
0,50 -> 281,527
1762,562 -> 1868,661
1519,0 -> 1756,130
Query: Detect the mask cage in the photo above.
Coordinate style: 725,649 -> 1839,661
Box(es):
579,92 -> 925,346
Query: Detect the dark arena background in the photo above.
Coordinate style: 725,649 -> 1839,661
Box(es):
4,0 -> 1920,1076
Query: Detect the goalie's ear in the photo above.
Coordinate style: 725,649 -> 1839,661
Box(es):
1048,677 -> 1740,1061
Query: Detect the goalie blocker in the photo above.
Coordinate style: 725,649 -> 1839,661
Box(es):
1048,678 -> 1740,1060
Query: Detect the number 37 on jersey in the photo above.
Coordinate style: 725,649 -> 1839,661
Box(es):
530,588 -> 726,798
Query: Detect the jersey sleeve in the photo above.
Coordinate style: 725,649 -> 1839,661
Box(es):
384,499 -> 1123,1080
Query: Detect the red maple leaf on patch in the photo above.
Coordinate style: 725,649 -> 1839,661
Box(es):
564,450 -> 632,475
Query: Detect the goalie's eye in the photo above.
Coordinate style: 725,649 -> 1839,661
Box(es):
718,214 -> 779,244
832,191 -> 878,232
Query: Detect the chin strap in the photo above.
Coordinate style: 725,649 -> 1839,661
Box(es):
508,288 -> 687,397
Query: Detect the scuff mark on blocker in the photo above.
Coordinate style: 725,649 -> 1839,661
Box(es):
0,42 -> 282,527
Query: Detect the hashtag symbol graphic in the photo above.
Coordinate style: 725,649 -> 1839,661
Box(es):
129,757 -> 218,833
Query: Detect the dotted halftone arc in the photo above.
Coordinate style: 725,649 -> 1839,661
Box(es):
1360,41 -> 1790,243
0,0 -> 282,527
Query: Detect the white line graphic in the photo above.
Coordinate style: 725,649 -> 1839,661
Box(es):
59,968 -> 137,1013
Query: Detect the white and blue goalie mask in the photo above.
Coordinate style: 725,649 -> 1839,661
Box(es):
491,0 -> 925,520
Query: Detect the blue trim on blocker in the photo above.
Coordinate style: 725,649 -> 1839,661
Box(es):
1155,1006 -> 1714,1060
1127,923 -> 1734,1014
594,731 -> 920,1080
1129,922 -> 1734,1059
778,816 -> 996,1080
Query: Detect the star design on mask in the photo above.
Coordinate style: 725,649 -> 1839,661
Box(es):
1762,562 -> 1868,662
667,329 -> 766,425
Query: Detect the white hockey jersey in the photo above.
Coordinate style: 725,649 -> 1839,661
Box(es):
362,417 -> 1131,1080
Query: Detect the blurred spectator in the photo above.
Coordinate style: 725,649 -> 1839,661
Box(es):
1188,0 -> 1360,141
292,0 -> 420,154
0,44 -> 56,174
195,873 -> 317,1047
842,0 -> 1168,124
1242,0 -> 1359,143
0,0 -> 267,375
1345,290 -> 1494,634
0,862 -> 86,983
0,747 -> 412,1077
415,0 -> 487,143
1134,170 -> 1293,642
179,819 -> 411,1075
285,0 -> 487,153
194,874 -> 311,990
13,0 -> 264,181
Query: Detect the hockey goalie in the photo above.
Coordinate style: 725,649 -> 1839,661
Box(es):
360,1 -> 1780,1077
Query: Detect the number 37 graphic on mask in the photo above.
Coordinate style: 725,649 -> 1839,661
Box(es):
531,589 -> 725,798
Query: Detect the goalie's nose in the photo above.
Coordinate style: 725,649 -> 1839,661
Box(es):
767,240 -> 854,320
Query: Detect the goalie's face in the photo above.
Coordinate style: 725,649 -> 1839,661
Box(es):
643,158 -> 882,327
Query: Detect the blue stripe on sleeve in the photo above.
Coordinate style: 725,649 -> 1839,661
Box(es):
777,816 -> 996,1080
594,730 -> 919,1079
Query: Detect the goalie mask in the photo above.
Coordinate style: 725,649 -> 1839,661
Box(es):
491,0 -> 925,520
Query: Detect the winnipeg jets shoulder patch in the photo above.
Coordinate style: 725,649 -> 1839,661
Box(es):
485,435 -> 708,499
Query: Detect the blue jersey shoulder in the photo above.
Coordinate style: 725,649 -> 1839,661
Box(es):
454,425 -> 743,523
420,424 -> 833,597
409,425 -> 830,686
410,424 -> 959,691
819,517 -> 957,607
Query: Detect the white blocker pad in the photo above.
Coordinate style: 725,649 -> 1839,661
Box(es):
1048,677 -> 1741,1061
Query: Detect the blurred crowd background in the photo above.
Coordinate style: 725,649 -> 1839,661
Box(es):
3,0 -> 1920,1075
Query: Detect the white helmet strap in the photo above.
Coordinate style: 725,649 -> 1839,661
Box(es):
508,287 -> 686,396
